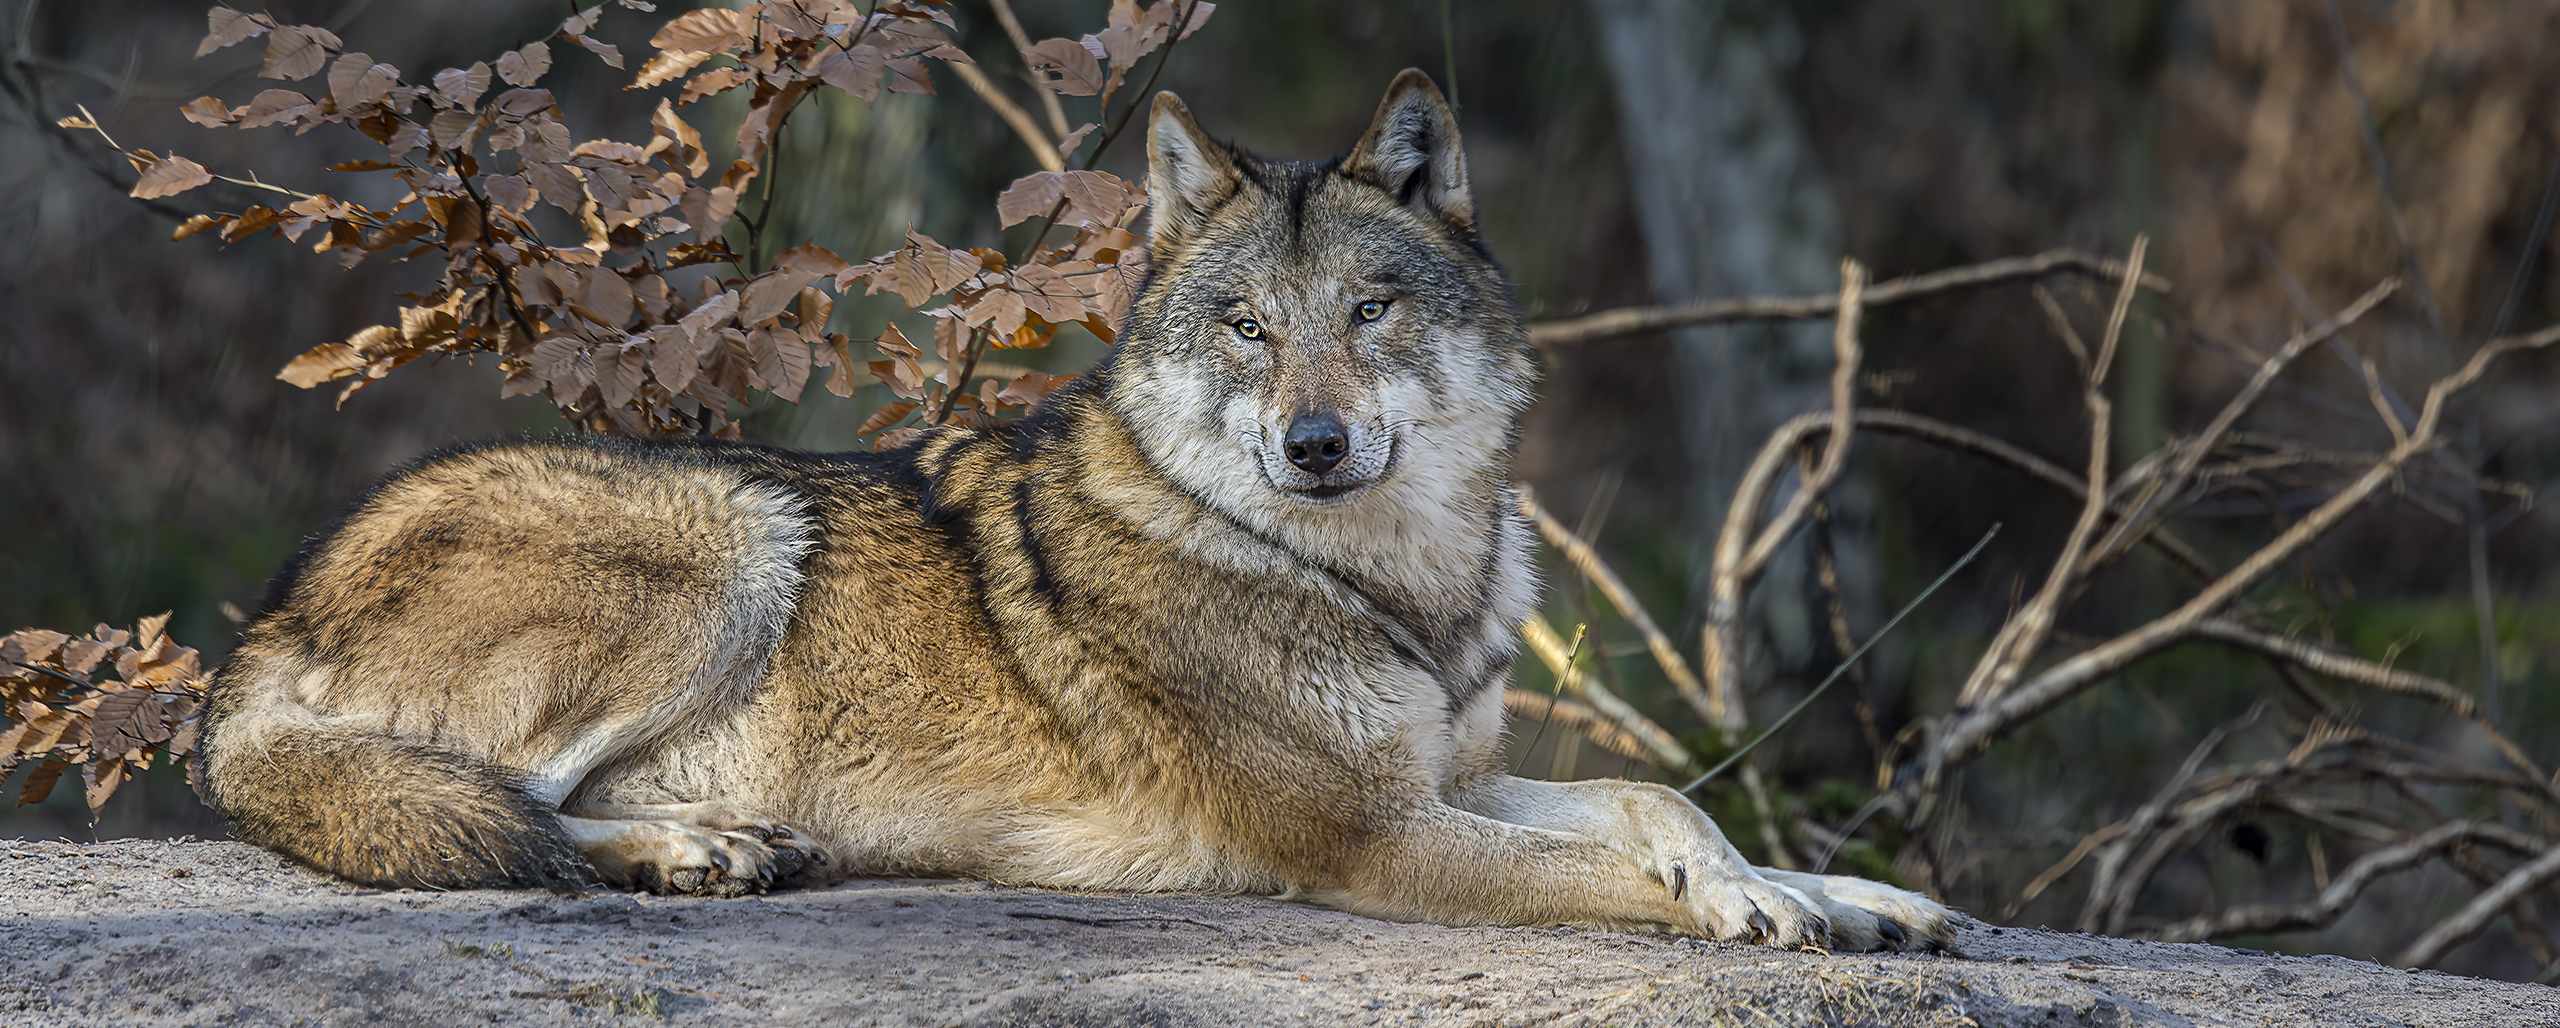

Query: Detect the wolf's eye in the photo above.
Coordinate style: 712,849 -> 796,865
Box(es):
1234,318 -> 1263,340
1356,300 -> 1388,322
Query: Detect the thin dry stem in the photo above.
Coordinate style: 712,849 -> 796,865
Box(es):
983,0 -> 1071,140
1520,617 -> 1698,776
945,60 -> 1062,173
1501,689 -> 1652,767
1527,249 -> 2172,348
1518,487 -> 1711,726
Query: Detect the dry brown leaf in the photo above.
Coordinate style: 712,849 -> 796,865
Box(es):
131,155 -> 212,200
179,96 -> 236,127
679,66 -> 753,106
774,242 -> 852,279
235,88 -> 314,129
649,99 -> 708,177
633,49 -> 710,90
995,170 -> 1138,229
562,3 -> 606,36
652,8 -> 745,51
1024,38 -> 1104,96
522,161 -> 584,214
740,267 -> 823,326
434,62 -> 491,108
773,332 -> 812,402
860,400 -> 920,434
820,333 -> 858,398
197,7 -> 271,58
261,24 -> 339,81
572,35 -> 624,70
817,44 -> 886,102
83,757 -> 128,815
19,761 -> 65,806
328,52 -> 399,109
997,371 -> 1075,408
171,213 -> 230,242
495,42 -> 552,88
276,341 -> 366,388
884,56 -> 933,95
484,174 -> 532,213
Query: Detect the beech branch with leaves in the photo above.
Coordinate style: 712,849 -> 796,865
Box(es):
1,616 -> 210,818
68,0 -> 1211,443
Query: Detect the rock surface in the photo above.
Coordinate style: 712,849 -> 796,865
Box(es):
1,839 -> 2550,1026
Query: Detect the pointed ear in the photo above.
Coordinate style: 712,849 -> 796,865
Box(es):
1344,69 -> 1473,232
1146,91 -> 1241,254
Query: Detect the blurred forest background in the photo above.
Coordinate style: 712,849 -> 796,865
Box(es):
6,0 -> 2560,983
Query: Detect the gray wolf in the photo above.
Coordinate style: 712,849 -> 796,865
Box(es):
200,70 -> 1955,950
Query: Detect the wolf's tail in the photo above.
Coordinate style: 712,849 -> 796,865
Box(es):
200,654 -> 587,891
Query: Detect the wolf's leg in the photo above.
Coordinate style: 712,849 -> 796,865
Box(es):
563,800 -> 831,888
1303,798 -> 1838,944
1447,774 -> 1955,950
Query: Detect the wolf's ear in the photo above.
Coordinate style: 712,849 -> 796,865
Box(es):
1344,69 -> 1473,233
1147,91 -> 1242,253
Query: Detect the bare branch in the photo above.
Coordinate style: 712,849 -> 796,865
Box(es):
1518,488 -> 1711,725
1916,318 -> 2560,783
1519,618 -> 1699,776
2082,279 -> 2400,574
1527,249 -> 2172,348
945,59 -> 1062,173
1501,689 -> 1653,768
2397,842 -> 2560,968
983,0 -> 1071,140
1856,409 -> 2216,582
2077,705 -> 2262,931
1701,259 -> 1864,735
1959,237 -> 2142,707
2190,618 -> 2474,713
2150,822 -> 2525,943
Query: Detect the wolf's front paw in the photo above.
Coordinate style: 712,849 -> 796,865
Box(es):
1663,860 -> 1833,948
1762,869 -> 1961,952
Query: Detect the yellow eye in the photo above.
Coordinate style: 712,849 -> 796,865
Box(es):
1235,318 -> 1263,339
1357,300 -> 1387,321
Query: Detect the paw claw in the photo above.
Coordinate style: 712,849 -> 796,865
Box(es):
1877,918 -> 1905,944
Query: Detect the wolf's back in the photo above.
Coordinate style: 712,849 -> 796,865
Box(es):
197,435 -> 827,891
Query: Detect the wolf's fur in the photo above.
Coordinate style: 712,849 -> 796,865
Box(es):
201,72 -> 1954,948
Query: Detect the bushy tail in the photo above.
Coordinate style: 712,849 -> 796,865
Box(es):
202,679 -> 587,891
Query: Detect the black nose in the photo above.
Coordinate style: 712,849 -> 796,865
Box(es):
1283,413 -> 1350,475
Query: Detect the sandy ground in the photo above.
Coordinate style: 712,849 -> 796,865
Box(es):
2,839 -> 2552,1027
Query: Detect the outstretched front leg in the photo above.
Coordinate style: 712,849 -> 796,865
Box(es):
1434,774 -> 1958,951
558,801 -> 833,898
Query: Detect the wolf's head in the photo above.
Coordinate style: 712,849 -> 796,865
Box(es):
1109,70 -> 1534,554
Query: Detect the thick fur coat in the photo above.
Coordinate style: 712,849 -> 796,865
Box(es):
200,71 -> 1955,950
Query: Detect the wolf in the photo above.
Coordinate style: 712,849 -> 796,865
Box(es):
200,70 -> 1956,950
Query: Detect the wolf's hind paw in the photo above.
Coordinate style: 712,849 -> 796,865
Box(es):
571,816 -> 829,898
